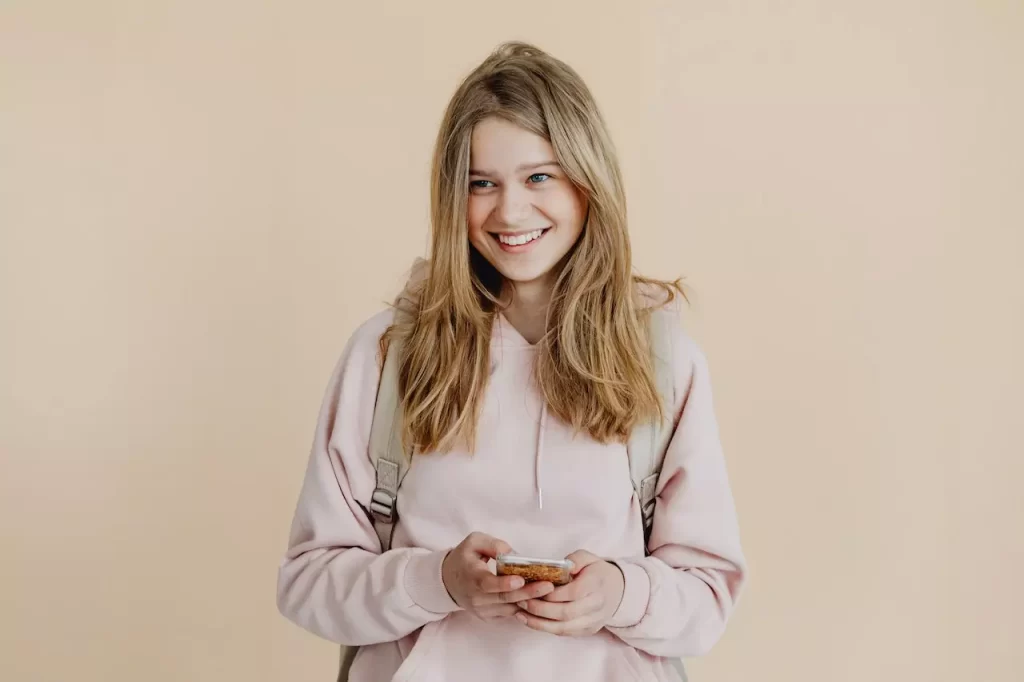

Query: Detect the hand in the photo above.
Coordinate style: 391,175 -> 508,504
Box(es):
441,532 -> 555,621
515,550 -> 625,636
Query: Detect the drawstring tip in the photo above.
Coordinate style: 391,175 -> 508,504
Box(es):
538,489 -> 543,510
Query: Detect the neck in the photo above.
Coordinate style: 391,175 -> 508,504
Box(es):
502,276 -> 555,345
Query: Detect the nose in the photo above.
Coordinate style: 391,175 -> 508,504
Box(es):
496,184 -> 533,227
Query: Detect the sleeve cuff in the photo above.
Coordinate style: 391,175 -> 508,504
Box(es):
607,560 -> 650,628
404,549 -> 462,615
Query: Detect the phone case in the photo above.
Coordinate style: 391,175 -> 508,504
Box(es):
495,554 -> 574,586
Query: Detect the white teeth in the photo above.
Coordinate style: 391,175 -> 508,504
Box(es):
498,229 -> 545,246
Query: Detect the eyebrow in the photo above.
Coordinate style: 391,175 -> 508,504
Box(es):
468,160 -> 560,176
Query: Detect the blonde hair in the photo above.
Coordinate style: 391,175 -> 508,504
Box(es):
384,41 -> 683,455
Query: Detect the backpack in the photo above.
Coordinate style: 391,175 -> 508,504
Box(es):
338,307 -> 687,682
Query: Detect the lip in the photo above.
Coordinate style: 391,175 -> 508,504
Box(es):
488,227 -> 551,237
490,227 -> 551,253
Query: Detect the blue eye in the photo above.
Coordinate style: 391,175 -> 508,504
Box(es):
529,173 -> 551,183
470,180 -> 495,189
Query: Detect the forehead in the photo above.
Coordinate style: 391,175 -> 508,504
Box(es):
470,117 -> 555,169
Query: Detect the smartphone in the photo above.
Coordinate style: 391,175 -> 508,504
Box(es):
495,553 -> 574,586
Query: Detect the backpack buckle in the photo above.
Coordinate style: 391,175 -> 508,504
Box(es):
369,488 -> 398,524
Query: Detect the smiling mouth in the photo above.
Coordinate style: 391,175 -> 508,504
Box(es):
491,227 -> 551,247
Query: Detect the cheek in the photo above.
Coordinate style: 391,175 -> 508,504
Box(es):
548,190 -> 587,232
466,198 -> 489,237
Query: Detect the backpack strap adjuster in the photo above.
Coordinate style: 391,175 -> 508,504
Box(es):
639,473 -> 658,531
369,488 -> 398,524
370,458 -> 401,525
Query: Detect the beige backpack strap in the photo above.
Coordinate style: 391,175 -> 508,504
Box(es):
340,266 -> 425,682
627,307 -> 676,550
367,334 -> 410,553
669,658 -> 689,682
628,306 -> 688,682
367,258 -> 429,552
338,334 -> 409,682
337,646 -> 357,682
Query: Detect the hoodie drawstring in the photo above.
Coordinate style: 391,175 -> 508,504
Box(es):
535,403 -> 547,509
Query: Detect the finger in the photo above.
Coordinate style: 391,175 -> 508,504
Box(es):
543,575 -> 594,603
465,532 -> 514,559
476,572 -> 526,595
519,593 -> 601,622
468,578 -> 553,610
516,611 -> 599,637
564,550 -> 601,575
496,580 -> 555,604
516,610 -> 567,635
517,597 -> 570,621
475,603 -> 520,620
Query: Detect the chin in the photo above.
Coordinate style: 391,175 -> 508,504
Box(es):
495,262 -> 558,285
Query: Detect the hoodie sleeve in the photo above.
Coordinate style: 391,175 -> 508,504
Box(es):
606,315 -> 747,658
276,311 -> 461,646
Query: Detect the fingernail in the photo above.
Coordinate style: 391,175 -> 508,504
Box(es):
517,601 -> 527,608
511,577 -> 525,589
516,613 -> 527,624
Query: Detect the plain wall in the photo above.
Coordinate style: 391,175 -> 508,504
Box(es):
2,1 -> 1022,680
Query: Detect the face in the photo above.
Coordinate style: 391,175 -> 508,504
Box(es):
467,116 -> 588,292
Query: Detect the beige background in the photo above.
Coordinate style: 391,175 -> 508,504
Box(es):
2,1 -> 1022,681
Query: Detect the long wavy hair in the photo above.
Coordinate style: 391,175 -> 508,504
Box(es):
383,41 -> 683,455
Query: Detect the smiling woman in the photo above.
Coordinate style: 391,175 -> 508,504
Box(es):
467,117 -> 587,305
275,40 -> 746,682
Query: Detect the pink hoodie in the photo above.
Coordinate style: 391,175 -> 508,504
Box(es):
276,305 -> 746,682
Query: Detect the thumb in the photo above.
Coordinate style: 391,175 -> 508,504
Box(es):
467,533 -> 513,559
565,549 -> 601,575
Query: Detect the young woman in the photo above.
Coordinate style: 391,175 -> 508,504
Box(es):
276,41 -> 746,682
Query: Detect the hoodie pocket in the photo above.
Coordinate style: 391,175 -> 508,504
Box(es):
392,617 -> 661,682
617,645 -> 687,682
390,619 -> 448,682
613,644 -> 649,682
